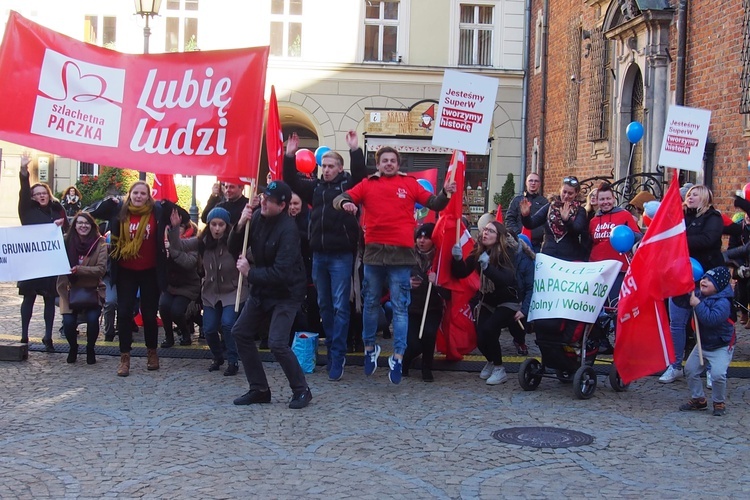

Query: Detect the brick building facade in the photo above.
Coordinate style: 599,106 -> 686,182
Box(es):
526,0 -> 747,214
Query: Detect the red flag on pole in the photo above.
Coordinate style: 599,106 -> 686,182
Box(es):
152,173 -> 178,203
265,85 -> 283,181
431,150 -> 479,359
614,176 -> 694,384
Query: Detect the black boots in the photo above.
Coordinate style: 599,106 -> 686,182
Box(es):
161,331 -> 175,348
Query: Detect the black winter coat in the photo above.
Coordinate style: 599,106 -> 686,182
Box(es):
200,194 -> 249,225
451,252 -> 519,307
17,172 -> 69,296
506,191 -> 546,247
684,207 -> 724,273
521,200 -> 588,261
283,149 -> 367,254
232,210 -> 306,303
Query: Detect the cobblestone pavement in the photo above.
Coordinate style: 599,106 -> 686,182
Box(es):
2,283 -> 750,498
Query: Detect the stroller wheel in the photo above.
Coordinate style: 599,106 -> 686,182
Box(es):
518,358 -> 543,391
555,369 -> 574,384
609,363 -> 630,392
573,366 -> 597,400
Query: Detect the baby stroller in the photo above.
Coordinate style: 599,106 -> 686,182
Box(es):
517,305 -> 629,399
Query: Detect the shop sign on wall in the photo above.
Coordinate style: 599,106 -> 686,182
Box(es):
364,101 -> 438,137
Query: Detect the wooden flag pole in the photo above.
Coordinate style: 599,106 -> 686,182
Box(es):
692,311 -> 704,366
418,280 -> 433,340
235,180 -> 257,312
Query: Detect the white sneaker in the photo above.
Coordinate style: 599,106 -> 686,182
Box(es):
486,366 -> 508,385
658,365 -> 683,384
706,371 -> 713,389
479,361 -> 495,380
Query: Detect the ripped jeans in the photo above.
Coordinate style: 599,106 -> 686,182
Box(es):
362,264 -> 411,356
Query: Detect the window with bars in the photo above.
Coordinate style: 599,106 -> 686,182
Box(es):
364,1 -> 400,62
84,15 -> 116,49
458,4 -> 494,66
586,27 -> 611,141
165,0 -> 199,52
271,0 -> 303,58
78,162 -> 98,177
741,0 -> 750,114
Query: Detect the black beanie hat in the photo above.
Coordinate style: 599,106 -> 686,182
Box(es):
415,223 -> 435,240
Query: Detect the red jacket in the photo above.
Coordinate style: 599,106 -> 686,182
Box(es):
588,207 -> 641,271
342,173 -> 438,248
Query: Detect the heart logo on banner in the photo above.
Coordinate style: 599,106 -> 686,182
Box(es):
60,60 -> 111,103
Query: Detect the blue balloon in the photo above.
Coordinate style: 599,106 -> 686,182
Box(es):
626,121 -> 644,143
415,178 -> 435,209
314,146 -> 331,166
609,225 -> 635,253
644,200 -> 660,219
518,234 -> 532,248
690,257 -> 704,282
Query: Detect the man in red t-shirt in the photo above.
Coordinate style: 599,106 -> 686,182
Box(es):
334,147 -> 456,384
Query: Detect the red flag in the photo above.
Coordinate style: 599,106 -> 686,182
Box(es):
266,85 -> 283,181
614,177 -> 694,384
152,173 -> 178,203
495,204 -> 503,223
431,150 -> 479,359
0,12 -> 268,178
436,287 -> 477,360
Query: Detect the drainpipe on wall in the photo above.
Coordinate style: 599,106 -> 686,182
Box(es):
520,0 -> 531,188
538,0 -> 550,189
675,0 -> 688,105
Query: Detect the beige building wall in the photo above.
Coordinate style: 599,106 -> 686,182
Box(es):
0,0 -> 525,226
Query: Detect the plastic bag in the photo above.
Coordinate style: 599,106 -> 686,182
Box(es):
292,332 -> 319,373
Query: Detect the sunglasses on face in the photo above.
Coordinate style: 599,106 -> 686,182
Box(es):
563,177 -> 579,187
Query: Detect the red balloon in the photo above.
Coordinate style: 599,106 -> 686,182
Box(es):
295,149 -> 316,174
744,183 -> 750,201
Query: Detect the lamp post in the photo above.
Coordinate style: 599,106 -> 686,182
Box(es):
134,0 -> 162,181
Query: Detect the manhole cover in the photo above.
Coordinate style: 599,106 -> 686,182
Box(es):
491,427 -> 594,448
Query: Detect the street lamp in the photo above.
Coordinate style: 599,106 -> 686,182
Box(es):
134,0 -> 162,180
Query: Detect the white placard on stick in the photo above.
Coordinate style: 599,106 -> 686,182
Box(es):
431,70 -> 498,154
0,223 -> 70,282
527,254 -> 622,323
658,105 -> 712,172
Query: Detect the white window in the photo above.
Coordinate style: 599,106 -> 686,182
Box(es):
165,0 -> 199,52
84,15 -> 116,49
78,162 -> 99,178
364,0 -> 400,62
458,3 -> 495,66
270,0 -> 303,58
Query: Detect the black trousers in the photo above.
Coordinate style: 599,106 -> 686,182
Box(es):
403,311 -> 441,372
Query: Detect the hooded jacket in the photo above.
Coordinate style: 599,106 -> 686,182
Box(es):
673,284 -> 735,351
283,149 -> 367,254
588,206 -> 643,271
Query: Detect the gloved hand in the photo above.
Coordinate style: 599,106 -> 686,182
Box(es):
451,243 -> 463,261
478,251 -> 490,271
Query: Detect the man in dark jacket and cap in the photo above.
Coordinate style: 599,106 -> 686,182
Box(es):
231,180 -> 313,409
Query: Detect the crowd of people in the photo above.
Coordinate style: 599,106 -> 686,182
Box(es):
15,141 -> 748,414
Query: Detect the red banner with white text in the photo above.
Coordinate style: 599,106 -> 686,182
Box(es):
0,11 -> 268,180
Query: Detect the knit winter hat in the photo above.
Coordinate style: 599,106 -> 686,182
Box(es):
206,207 -> 231,225
415,223 -> 435,240
702,266 -> 730,292
679,183 -> 695,201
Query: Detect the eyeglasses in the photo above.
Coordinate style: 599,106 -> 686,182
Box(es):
31,192 -> 47,197
563,177 -> 579,187
76,221 -> 91,226
483,227 -> 498,235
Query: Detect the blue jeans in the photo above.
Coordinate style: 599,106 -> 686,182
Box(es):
362,264 -> 411,355
685,344 -> 733,403
312,251 -> 353,367
62,308 -> 101,347
203,303 -> 239,364
669,296 -> 693,368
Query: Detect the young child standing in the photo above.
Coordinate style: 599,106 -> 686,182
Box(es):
679,266 -> 735,416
